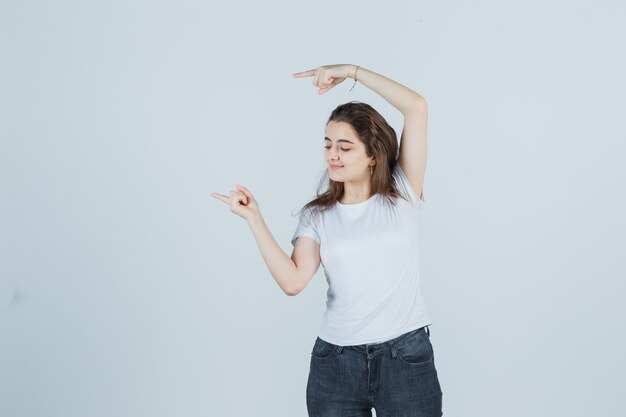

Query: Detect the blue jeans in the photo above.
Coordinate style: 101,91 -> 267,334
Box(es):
306,326 -> 443,417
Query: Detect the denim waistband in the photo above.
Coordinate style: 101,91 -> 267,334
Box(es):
333,325 -> 430,355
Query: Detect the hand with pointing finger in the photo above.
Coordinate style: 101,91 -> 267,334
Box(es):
211,184 -> 261,222
292,64 -> 354,95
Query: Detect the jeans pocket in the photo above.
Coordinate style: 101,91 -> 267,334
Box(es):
395,331 -> 434,366
311,337 -> 336,360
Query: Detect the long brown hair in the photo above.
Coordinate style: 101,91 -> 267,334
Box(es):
293,101 -> 407,220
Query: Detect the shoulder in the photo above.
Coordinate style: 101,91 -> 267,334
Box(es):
300,205 -> 325,224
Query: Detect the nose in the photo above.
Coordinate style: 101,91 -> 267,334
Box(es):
328,146 -> 340,160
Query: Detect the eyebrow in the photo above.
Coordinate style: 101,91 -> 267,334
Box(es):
325,136 -> 354,144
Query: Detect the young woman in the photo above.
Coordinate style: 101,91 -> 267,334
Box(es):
211,64 -> 443,417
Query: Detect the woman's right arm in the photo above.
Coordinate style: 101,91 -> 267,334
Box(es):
212,184 -> 320,295
248,214 -> 321,296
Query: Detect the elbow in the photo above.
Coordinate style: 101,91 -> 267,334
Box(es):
284,264 -> 302,296
284,286 -> 300,297
403,97 -> 427,117
284,278 -> 302,296
413,96 -> 427,110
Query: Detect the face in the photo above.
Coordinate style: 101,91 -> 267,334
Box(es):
324,121 -> 374,182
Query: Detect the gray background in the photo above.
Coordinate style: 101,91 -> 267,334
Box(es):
1,0 -> 624,416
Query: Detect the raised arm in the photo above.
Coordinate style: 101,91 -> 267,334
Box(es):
345,65 -> 428,200
397,101 -> 428,201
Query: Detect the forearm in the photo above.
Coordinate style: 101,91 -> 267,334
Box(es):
346,65 -> 426,116
247,214 -> 298,296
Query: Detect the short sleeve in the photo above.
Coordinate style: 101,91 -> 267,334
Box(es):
393,163 -> 425,208
291,207 -> 321,247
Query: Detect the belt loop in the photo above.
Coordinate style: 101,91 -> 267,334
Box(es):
425,325 -> 430,336
336,345 -> 344,354
386,340 -> 398,358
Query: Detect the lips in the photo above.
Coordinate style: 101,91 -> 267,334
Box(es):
330,165 -> 343,170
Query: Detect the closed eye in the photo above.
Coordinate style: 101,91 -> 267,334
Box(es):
324,146 -> 350,151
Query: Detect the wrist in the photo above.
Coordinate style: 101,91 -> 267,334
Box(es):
346,64 -> 358,79
247,213 -> 265,229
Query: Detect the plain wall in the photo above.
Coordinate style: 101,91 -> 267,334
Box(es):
1,0 -> 624,416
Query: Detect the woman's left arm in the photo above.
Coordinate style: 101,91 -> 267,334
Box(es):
349,65 -> 428,201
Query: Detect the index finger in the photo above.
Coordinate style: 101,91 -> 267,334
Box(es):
292,69 -> 317,78
211,192 -> 229,204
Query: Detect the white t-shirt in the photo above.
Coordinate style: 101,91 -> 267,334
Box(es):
291,162 -> 432,346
